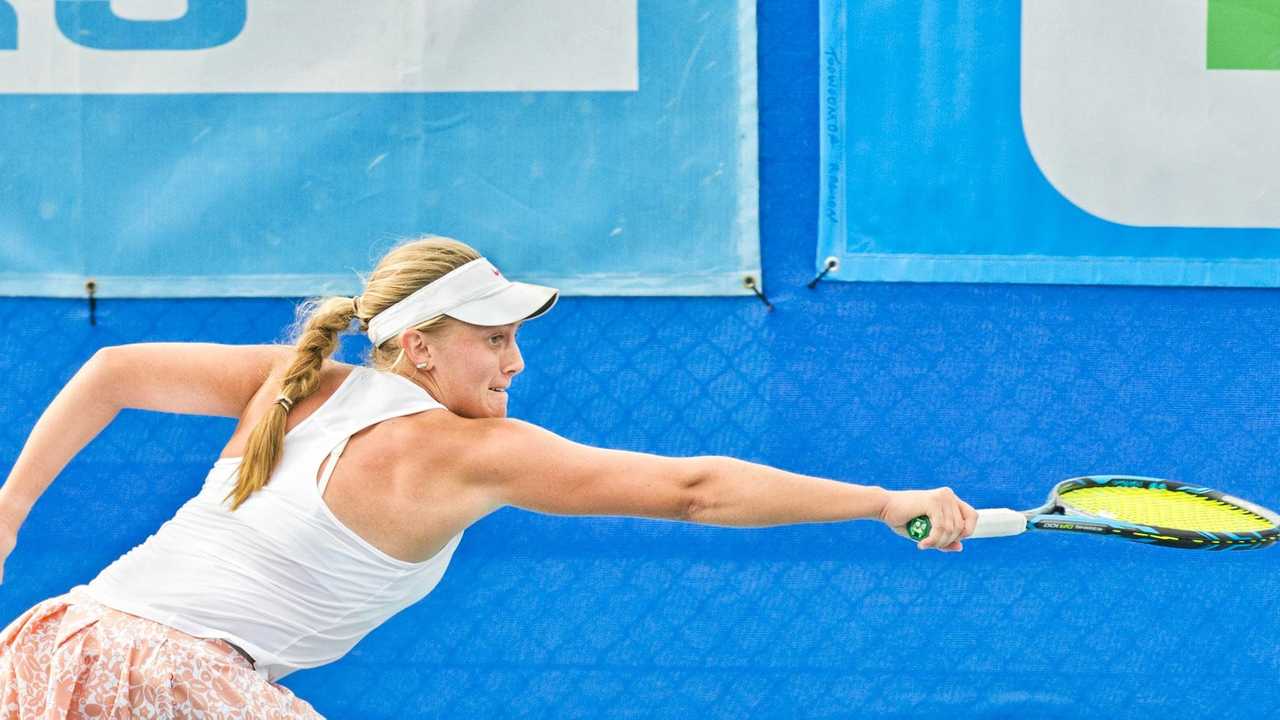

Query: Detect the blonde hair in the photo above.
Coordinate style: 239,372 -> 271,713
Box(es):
223,235 -> 481,510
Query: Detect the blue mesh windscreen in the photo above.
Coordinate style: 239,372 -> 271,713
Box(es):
2,2 -> 1278,718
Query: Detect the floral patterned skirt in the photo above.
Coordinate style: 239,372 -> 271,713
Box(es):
0,586 -> 324,719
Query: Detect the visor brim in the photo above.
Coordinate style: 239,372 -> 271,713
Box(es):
445,281 -> 559,326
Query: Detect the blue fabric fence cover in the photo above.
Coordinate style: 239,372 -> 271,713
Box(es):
0,0 -> 759,298
818,0 -> 1280,287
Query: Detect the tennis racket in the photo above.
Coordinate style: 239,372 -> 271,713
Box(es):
902,475 -> 1280,550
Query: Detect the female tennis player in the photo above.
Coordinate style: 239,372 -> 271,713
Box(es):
0,236 -> 976,718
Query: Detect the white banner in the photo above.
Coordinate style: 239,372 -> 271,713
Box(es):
1023,0 -> 1280,228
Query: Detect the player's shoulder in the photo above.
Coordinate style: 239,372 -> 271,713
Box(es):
398,411 -> 539,476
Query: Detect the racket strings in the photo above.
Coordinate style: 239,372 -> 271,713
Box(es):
1059,486 -> 1276,532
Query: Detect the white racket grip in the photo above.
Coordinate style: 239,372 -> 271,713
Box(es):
970,508 -> 1030,538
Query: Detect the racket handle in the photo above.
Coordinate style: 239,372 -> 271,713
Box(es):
904,508 -> 1028,541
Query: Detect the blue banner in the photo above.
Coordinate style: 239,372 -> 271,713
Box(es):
819,0 -> 1280,287
0,0 -> 759,297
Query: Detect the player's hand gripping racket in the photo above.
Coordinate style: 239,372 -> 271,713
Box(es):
903,475 -> 1280,550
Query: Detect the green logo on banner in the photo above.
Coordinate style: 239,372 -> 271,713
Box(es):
1208,0 -> 1280,69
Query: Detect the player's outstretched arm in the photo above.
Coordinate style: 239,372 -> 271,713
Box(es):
446,418 -> 975,551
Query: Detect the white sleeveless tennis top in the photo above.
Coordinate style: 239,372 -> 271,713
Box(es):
83,365 -> 461,682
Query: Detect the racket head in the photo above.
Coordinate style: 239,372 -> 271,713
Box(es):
1032,475 -> 1280,550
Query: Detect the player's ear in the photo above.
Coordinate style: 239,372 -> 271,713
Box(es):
401,329 -> 435,371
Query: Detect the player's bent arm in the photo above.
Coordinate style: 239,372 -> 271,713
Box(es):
0,351 -> 124,533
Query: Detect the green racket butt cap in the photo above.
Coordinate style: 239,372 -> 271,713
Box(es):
906,515 -> 931,541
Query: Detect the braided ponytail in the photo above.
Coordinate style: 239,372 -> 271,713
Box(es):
223,235 -> 480,510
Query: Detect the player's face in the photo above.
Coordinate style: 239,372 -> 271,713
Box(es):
415,320 -> 525,418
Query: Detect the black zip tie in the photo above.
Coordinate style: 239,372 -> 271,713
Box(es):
806,257 -> 840,289
743,275 -> 773,311
85,279 -> 97,326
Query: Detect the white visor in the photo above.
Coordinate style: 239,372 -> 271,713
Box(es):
366,257 -> 558,346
